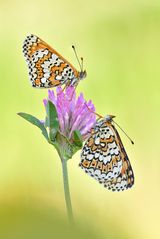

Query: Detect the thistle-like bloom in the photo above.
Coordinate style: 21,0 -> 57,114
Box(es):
19,86 -> 96,222
43,86 -> 96,142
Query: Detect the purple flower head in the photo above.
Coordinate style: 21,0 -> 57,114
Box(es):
43,87 -> 96,141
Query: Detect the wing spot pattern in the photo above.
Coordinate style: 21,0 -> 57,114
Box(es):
79,118 -> 134,191
23,34 -> 81,88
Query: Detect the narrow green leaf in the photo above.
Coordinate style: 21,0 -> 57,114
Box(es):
44,116 -> 49,128
46,101 -> 59,141
73,130 -> 83,147
18,112 -> 49,141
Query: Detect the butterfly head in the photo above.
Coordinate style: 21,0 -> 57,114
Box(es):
104,115 -> 116,122
79,70 -> 87,80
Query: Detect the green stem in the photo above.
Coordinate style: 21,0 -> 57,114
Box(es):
60,153 -> 74,223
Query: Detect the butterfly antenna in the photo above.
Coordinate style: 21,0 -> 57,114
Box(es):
72,45 -> 82,71
113,120 -> 134,145
81,57 -> 83,71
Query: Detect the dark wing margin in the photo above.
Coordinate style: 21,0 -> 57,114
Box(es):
104,124 -> 134,191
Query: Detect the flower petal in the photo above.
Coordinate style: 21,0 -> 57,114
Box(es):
43,86 -> 96,141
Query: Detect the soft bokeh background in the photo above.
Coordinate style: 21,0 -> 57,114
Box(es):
0,0 -> 160,238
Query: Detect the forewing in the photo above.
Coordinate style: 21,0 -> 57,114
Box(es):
104,125 -> 134,191
23,34 -> 79,88
79,122 -> 123,183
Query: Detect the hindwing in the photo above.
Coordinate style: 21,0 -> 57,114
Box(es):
79,119 -> 134,191
23,34 -> 79,88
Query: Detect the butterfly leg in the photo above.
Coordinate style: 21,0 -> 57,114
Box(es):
68,83 -> 77,101
84,102 -> 103,119
61,82 -> 70,93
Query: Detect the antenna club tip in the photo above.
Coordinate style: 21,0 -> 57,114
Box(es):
131,141 -> 134,145
72,45 -> 75,49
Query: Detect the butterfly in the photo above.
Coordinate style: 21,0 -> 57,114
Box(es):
23,34 -> 86,88
79,115 -> 134,191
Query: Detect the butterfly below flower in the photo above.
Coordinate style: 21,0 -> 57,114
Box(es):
79,114 -> 134,192
23,34 -> 86,88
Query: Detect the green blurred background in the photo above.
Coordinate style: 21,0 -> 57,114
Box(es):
0,0 -> 160,238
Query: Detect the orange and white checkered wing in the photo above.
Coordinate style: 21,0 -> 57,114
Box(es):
104,125 -> 134,191
23,34 -> 79,88
79,119 -> 134,191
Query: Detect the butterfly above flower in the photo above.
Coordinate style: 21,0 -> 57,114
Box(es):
23,34 -> 86,88
79,115 -> 134,192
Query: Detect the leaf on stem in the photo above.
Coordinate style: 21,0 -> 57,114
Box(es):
17,112 -> 49,141
73,130 -> 83,147
45,100 -> 59,141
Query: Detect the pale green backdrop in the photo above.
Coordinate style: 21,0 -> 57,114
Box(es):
0,0 -> 160,238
